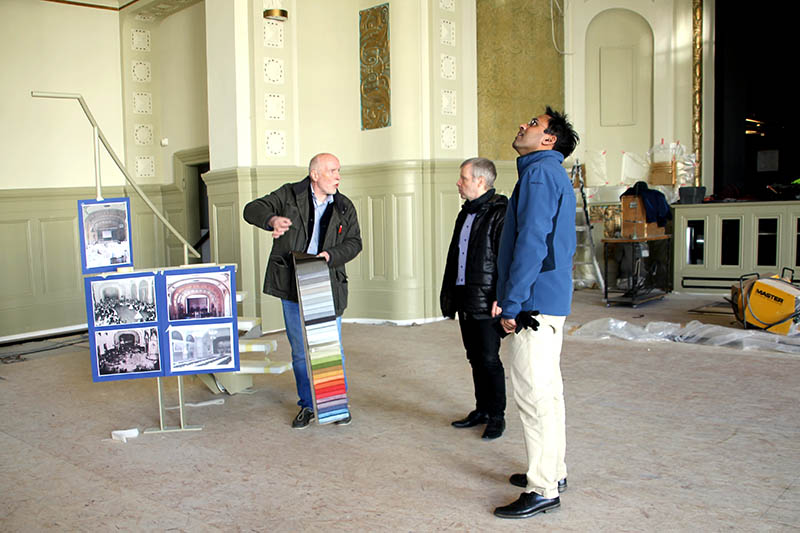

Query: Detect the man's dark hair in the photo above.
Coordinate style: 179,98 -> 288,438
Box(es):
543,106 -> 579,158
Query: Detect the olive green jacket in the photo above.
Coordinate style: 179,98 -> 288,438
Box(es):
243,177 -> 362,316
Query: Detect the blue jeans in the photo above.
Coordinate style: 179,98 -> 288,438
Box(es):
281,299 -> 346,409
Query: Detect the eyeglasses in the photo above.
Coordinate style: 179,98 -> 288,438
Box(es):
527,117 -> 539,127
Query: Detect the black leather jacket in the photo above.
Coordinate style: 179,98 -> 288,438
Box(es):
440,190 -> 508,318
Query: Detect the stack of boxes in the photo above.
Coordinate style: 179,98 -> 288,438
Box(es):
621,195 -> 665,239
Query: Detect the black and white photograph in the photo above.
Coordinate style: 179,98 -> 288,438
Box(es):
90,275 -> 157,326
94,326 -> 160,379
166,270 -> 233,321
78,198 -> 133,274
167,323 -> 236,374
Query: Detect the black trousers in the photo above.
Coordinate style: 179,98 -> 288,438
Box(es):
457,311 -> 506,418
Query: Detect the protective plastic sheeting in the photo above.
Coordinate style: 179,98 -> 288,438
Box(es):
572,318 -> 800,354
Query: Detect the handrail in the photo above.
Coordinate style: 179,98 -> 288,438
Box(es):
31,91 -> 201,260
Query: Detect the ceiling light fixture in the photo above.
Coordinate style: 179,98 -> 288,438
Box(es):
263,8 -> 288,21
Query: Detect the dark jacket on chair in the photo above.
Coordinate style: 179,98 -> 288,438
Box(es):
440,189 -> 508,319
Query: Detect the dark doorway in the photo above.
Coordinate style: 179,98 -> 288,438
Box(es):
195,162 -> 211,263
714,9 -> 800,201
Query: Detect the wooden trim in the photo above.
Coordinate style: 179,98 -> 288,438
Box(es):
41,0 -> 141,11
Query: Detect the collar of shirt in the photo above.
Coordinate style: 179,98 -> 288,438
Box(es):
310,184 -> 334,209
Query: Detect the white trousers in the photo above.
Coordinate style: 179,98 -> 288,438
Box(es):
505,314 -> 567,499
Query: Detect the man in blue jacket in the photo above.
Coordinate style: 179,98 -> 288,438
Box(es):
492,107 -> 579,519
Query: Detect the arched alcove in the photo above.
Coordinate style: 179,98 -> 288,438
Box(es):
585,8 -> 653,183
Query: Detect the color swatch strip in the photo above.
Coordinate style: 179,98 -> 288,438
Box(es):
292,253 -> 349,424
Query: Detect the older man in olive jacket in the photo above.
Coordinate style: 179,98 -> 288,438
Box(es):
243,153 -> 362,429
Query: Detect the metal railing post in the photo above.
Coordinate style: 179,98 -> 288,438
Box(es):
93,125 -> 103,201
30,91 -> 201,259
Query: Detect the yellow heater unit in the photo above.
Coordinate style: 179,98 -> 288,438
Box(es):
733,271 -> 800,336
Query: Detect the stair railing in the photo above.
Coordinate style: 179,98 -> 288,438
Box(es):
31,91 -> 201,263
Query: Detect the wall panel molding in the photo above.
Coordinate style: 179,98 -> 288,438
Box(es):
0,186 -> 126,337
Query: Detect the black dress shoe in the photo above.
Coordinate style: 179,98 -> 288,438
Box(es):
509,474 -> 567,493
494,491 -> 560,519
481,417 -> 505,439
451,410 -> 488,428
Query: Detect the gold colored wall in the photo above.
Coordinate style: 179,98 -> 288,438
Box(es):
477,0 -> 565,160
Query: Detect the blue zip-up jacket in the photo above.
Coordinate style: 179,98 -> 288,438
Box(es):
496,150 -> 576,318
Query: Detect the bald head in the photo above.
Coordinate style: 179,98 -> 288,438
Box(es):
308,153 -> 341,200
309,153 -> 337,175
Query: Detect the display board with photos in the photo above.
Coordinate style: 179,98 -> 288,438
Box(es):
84,264 -> 239,382
78,198 -> 134,275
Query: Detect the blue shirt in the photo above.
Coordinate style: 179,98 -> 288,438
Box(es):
456,213 -> 477,285
496,150 -> 576,317
306,187 -> 334,255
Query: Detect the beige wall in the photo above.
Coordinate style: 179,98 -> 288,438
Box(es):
0,185 -> 163,339
156,2 -> 209,181
250,0 -> 478,168
0,0 -> 125,189
563,0 -> 712,186
0,0 -> 718,339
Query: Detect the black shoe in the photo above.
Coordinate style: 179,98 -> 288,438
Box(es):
509,474 -> 567,493
494,491 -> 560,519
482,417 -> 505,439
291,407 -> 314,429
451,410 -> 489,428
334,414 -> 352,425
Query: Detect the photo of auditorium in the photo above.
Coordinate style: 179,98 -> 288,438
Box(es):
166,271 -> 232,321
94,327 -> 160,377
90,276 -> 157,326
168,324 -> 234,373
81,201 -> 131,269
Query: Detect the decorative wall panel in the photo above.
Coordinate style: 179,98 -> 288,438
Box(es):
265,93 -> 286,120
440,19 -> 456,47
476,0 -> 565,160
265,130 -> 286,156
134,124 -> 154,145
263,19 -> 284,48
0,220 -> 34,299
40,218 -> 79,294
135,156 -> 156,178
440,54 -> 456,80
600,46 -> 635,126
213,203 -> 237,266
441,124 -> 457,150
133,92 -> 152,114
359,3 -> 391,130
263,58 -> 285,84
369,196 -> 387,279
441,89 -> 457,116
131,28 -> 151,51
132,211 -> 159,268
132,61 -> 152,82
393,194 -> 415,279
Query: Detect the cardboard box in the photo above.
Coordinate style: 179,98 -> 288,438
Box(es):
649,161 -> 676,186
621,220 -> 665,238
621,195 -> 665,238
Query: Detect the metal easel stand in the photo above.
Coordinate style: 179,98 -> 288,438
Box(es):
144,244 -> 202,434
30,92 -> 206,436
144,375 -> 203,434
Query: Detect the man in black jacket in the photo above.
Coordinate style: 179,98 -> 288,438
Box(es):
440,157 -> 508,440
243,153 -> 362,429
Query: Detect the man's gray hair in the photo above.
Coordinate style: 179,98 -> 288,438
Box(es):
461,157 -> 497,188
